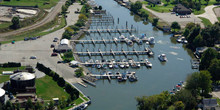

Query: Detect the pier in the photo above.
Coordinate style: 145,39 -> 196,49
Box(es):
86,28 -> 136,34
73,49 -> 149,57
70,38 -> 148,44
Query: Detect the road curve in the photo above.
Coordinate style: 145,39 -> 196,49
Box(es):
196,5 -> 219,24
0,0 -> 67,38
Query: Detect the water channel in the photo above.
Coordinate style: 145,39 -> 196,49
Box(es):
74,0 -> 198,109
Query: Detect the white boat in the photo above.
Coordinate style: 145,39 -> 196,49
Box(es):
119,63 -> 125,68
79,103 -> 88,110
119,35 -> 126,41
145,59 -> 152,67
148,37 -> 155,45
136,62 -> 141,68
125,62 -> 129,68
158,54 -> 168,62
114,37 -> 118,41
109,62 -> 113,68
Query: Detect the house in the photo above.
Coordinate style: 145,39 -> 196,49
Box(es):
194,47 -> 208,58
54,39 -> 72,53
146,0 -> 161,4
173,4 -> 191,15
202,99 -> 218,110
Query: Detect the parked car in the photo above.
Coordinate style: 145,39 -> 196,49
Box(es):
51,44 -> 55,48
51,52 -> 58,56
24,37 -> 29,41
53,38 -> 59,42
57,61 -> 63,63
30,56 -> 37,59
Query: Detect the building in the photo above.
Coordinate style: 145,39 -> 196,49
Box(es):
54,39 -> 72,53
11,93 -> 44,107
10,72 -> 36,92
146,0 -> 161,4
194,47 -> 208,58
0,88 -> 5,103
173,4 -> 191,15
202,99 -> 218,110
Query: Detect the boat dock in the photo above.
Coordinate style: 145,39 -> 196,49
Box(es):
73,49 -> 149,57
90,74 -> 120,81
70,38 -> 148,44
85,28 -> 136,34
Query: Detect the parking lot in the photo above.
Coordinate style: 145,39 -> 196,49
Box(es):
0,3 -> 83,84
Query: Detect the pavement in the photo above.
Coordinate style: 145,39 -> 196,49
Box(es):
0,0 -> 67,38
196,5 -> 219,24
142,5 -> 204,28
0,3 -> 83,84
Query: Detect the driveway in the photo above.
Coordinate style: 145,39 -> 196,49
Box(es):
196,5 -> 219,24
142,5 -> 204,28
0,3 -> 83,84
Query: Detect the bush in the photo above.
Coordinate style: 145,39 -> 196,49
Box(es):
1,62 -> 21,67
57,77 -> 66,87
70,25 -> 79,31
75,67 -> 84,77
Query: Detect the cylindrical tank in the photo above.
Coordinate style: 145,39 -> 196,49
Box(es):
10,72 -> 36,90
0,88 -> 5,103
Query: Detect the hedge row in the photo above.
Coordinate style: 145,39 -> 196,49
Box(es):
0,62 -> 21,67
36,62 -> 79,100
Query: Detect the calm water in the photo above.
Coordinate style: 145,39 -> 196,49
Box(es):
74,0 -> 197,109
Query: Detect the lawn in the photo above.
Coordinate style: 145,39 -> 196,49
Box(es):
1,15 -> 66,44
0,75 -> 10,83
143,1 -> 174,13
80,93 -> 89,101
0,0 -> 59,9
0,66 -> 25,74
36,75 -> 69,100
73,97 -> 84,105
218,17 -> 220,22
0,22 -> 11,29
199,17 -> 212,27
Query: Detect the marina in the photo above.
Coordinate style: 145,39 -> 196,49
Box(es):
74,0 -> 198,109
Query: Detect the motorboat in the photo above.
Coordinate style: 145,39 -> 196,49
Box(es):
122,74 -> 127,81
79,103 -> 88,110
128,74 -> 138,82
109,62 -> 113,69
119,35 -> 126,41
148,37 -> 155,45
114,38 -> 118,42
145,47 -> 154,56
125,62 -> 129,68
145,59 -> 152,67
119,63 -> 125,68
158,54 -> 168,62
136,62 -> 141,68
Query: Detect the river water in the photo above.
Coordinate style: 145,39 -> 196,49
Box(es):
74,0 -> 197,109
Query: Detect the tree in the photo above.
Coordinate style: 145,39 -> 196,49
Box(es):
152,18 -> 159,26
75,67 -> 84,77
192,34 -> 204,47
200,48 -> 218,70
185,71 -> 212,96
165,0 -> 170,4
183,28 -> 190,37
205,0 -> 210,5
186,26 -> 200,45
172,89 -> 197,110
62,5 -> 67,14
62,30 -> 72,39
98,6 -> 102,10
208,59 -> 220,82
216,0 -> 220,3
48,100 -> 54,110
140,10 -> 149,20
11,16 -> 20,29
57,77 -> 66,87
78,14 -> 88,22
130,1 -> 142,13
5,100 -> 14,110
26,97 -> 34,109
35,101 -> 43,110
136,91 -> 171,110
171,22 -> 181,32
185,23 -> 196,31
174,101 -> 184,110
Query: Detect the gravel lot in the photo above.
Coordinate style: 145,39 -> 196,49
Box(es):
196,5 -> 219,24
214,7 -> 220,17
0,3 -> 83,84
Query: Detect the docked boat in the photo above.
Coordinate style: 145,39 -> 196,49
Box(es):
136,62 -> 141,68
119,35 -> 126,41
79,103 -> 88,110
158,54 -> 167,62
128,74 -> 138,82
119,63 -> 125,68
109,62 -> 113,69
145,47 -> 154,56
122,74 -> 127,81
125,38 -> 133,46
148,37 -> 155,45
145,59 -> 152,67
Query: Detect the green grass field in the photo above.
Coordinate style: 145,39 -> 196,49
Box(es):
199,17 -> 212,27
0,66 -> 25,74
0,75 -> 9,83
0,0 -> 59,9
142,0 -> 217,15
36,75 -> 69,100
218,17 -> 220,22
1,15 -> 66,44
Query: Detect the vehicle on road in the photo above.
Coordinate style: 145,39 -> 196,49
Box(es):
51,52 -> 58,56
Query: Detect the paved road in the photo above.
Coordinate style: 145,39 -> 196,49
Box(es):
142,5 -> 204,28
0,3 -> 83,84
196,5 -> 219,24
0,0 -> 67,38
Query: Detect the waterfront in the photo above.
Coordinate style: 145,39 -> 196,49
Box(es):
74,0 -> 198,109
